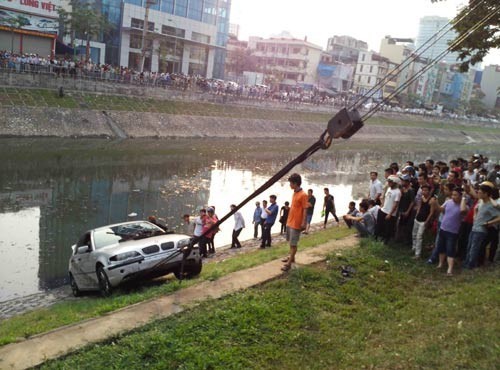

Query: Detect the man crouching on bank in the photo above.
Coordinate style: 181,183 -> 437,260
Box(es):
282,173 -> 310,272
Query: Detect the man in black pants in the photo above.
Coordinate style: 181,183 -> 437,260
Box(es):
322,188 -> 339,228
375,175 -> 402,243
261,195 -> 279,248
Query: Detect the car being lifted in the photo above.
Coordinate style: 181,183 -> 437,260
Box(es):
68,221 -> 202,297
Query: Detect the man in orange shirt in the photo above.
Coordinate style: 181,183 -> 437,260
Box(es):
282,173 -> 310,271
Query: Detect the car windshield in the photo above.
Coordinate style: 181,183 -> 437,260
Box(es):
93,222 -> 164,249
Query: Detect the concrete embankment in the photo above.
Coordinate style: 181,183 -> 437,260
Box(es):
2,106 -> 500,144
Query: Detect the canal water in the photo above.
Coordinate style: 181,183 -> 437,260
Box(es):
0,138 -> 497,302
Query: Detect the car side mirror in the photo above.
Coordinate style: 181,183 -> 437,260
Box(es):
77,245 -> 91,254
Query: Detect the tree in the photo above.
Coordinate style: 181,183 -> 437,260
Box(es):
58,0 -> 112,61
433,0 -> 499,71
5,16 -> 30,53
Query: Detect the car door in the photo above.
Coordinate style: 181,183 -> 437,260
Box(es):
70,232 -> 98,289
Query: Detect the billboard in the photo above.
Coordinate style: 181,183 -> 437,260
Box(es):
0,0 -> 64,18
0,0 -> 65,33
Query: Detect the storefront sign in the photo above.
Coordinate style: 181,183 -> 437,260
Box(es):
1,0 -> 64,18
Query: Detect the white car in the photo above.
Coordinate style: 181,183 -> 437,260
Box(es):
68,221 -> 202,296
37,19 -> 58,29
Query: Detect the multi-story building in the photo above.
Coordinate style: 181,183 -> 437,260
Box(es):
416,16 -> 459,65
353,50 -> 397,101
480,65 -> 500,109
326,35 -> 368,64
316,52 -> 355,93
225,33 -> 249,81
422,62 -> 476,110
248,34 -> 323,89
80,0 -> 230,78
0,0 -> 70,56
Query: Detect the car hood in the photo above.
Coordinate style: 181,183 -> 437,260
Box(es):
97,233 -> 191,256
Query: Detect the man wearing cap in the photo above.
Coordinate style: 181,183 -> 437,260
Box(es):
375,175 -> 402,243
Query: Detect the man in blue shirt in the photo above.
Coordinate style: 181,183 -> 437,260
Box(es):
252,201 -> 262,239
261,195 -> 279,248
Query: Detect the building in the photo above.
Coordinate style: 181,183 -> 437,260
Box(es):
316,52 -> 354,93
421,62 -> 476,111
0,0 -> 70,56
480,65 -> 500,109
326,35 -> 368,64
416,16 -> 459,65
120,0 -> 231,78
248,33 -> 323,89
225,34 -> 249,82
353,50 -> 397,101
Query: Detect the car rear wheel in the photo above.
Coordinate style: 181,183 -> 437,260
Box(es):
69,273 -> 81,297
174,260 -> 202,280
96,265 -> 112,297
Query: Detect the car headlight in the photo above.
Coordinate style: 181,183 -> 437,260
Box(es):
109,251 -> 141,262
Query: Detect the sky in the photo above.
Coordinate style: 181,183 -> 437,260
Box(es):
230,0 -> 500,67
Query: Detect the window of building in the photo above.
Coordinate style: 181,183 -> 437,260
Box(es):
189,62 -> 206,76
369,65 -> 373,73
131,18 -> 154,31
203,0 -> 217,25
129,34 -> 142,49
175,0 -> 188,17
188,0 -> 203,21
358,75 -> 361,82
367,76 -> 371,84
360,65 -> 363,72
161,0 -> 174,13
192,32 -> 210,44
190,45 -> 208,61
285,73 -> 298,80
292,47 -> 300,54
361,53 -> 365,61
161,25 -> 185,38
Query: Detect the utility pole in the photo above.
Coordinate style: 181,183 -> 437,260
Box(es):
140,0 -> 157,73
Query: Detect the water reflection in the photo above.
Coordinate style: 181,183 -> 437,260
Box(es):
0,138 -> 497,302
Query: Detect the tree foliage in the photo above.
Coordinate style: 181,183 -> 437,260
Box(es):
433,0 -> 499,71
58,0 -> 112,46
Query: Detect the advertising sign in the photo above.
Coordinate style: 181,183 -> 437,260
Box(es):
0,7 -> 59,33
0,0 -> 64,18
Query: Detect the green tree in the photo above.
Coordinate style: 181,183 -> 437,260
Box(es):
433,0 -> 499,71
58,0 -> 112,61
5,15 -> 30,53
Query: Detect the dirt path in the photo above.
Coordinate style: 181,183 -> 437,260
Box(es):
0,233 -> 358,370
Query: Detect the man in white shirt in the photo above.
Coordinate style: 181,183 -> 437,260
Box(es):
368,171 -> 383,205
230,204 -> 245,248
193,209 -> 206,237
375,175 -> 402,243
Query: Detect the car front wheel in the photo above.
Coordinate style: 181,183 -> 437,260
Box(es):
174,260 -> 202,280
69,273 -> 81,297
96,265 -> 112,297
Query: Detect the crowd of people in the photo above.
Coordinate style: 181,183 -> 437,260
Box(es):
345,154 -> 500,275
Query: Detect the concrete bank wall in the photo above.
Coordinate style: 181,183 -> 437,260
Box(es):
2,107 -> 500,145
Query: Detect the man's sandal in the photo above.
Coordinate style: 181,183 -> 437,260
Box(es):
281,256 -> 289,263
281,264 -> 292,272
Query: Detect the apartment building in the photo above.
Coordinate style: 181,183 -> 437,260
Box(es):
353,50 -> 397,101
248,34 -> 323,88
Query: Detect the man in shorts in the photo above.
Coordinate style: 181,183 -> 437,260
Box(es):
282,173 -> 310,272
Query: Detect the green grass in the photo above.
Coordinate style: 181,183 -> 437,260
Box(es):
1,87 -> 499,134
0,227 -> 354,347
39,239 -> 500,369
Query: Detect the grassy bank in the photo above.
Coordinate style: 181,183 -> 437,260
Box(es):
39,238 -> 500,369
0,227 -> 354,347
1,87 -> 499,134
